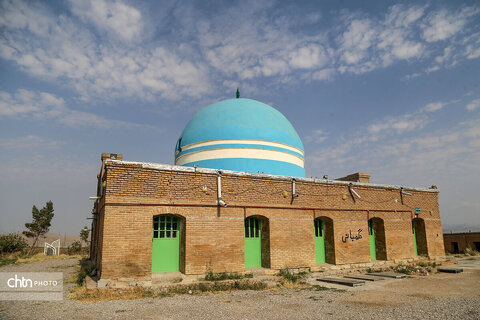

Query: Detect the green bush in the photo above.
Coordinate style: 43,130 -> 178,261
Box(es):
68,241 -> 82,255
278,268 -> 308,283
395,265 -> 416,275
204,272 -> 243,281
76,267 -> 87,286
417,261 -> 428,267
0,234 -> 28,253
0,257 -> 18,267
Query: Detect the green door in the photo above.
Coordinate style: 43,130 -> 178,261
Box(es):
314,219 -> 326,264
369,220 -> 376,260
244,217 -> 262,268
412,221 -> 418,256
152,215 -> 180,273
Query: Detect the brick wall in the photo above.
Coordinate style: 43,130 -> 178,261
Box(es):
443,232 -> 480,253
94,162 -> 445,279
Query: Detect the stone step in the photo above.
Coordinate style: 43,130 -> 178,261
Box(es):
317,277 -> 365,287
365,272 -> 406,279
437,267 -> 463,273
344,275 -> 385,281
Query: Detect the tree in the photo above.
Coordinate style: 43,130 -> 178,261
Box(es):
80,226 -> 90,247
23,201 -> 54,255
0,234 -> 27,253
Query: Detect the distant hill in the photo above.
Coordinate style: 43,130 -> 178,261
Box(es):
443,223 -> 480,233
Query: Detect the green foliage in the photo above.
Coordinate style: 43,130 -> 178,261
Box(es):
80,226 -> 90,245
309,285 -> 346,293
395,265 -> 416,275
23,201 -> 54,254
0,233 -> 28,253
168,280 -> 267,294
204,272 -> 244,281
278,268 -> 308,283
417,261 -> 428,267
68,241 -> 82,255
0,257 -> 18,267
76,267 -> 87,286
69,280 -> 268,301
312,285 -> 330,291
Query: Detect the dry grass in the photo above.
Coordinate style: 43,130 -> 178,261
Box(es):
465,248 -> 480,256
16,253 -> 83,264
0,251 -> 83,267
69,280 -> 269,302
68,286 -> 162,302
277,268 -> 309,287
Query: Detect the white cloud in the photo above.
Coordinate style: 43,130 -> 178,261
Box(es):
423,102 -> 444,112
304,129 -> 327,144
312,68 -> 335,81
289,44 -> 328,69
1,1 -> 480,101
0,135 -> 64,149
367,114 -> 428,135
69,0 -> 144,43
466,99 -> 480,111
384,4 -> 425,28
339,19 -> 376,65
337,5 -> 428,74
0,89 -> 156,129
421,8 -> 477,42
0,0 -> 212,102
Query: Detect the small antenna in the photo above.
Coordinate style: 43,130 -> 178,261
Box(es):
236,88 -> 240,99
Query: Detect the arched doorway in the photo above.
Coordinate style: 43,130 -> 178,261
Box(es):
315,216 -> 335,264
244,216 -> 270,268
368,218 -> 386,260
152,214 -> 183,273
412,218 -> 428,256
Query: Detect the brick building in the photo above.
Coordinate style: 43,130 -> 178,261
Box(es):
443,232 -> 480,253
89,97 -> 445,282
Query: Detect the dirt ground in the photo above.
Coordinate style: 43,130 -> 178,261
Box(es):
0,257 -> 479,319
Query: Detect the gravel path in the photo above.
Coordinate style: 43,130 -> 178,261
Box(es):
0,258 -> 479,320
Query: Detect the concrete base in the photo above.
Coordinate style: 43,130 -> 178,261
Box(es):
344,275 -> 384,281
437,267 -> 463,273
317,278 -> 365,287
366,272 -> 405,279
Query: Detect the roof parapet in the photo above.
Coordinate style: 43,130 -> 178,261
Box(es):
104,159 -> 439,193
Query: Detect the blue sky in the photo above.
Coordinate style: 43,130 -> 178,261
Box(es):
0,0 -> 479,235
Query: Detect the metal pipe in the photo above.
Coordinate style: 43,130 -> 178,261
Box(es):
349,183 -> 361,201
401,187 -> 413,196
217,171 -> 226,207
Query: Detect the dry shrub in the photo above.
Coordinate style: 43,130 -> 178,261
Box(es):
465,248 -> 480,256
69,280 -> 268,302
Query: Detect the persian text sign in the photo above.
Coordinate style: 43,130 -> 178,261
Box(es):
0,272 -> 63,301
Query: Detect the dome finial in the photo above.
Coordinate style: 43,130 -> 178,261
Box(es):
236,88 -> 240,99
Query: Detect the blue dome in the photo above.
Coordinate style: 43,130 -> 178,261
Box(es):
174,98 -> 305,177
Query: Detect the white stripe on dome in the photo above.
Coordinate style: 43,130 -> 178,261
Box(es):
180,139 -> 304,156
175,148 -> 305,168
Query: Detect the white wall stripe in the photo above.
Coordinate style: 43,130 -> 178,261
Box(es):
180,139 -> 304,156
175,148 -> 305,168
